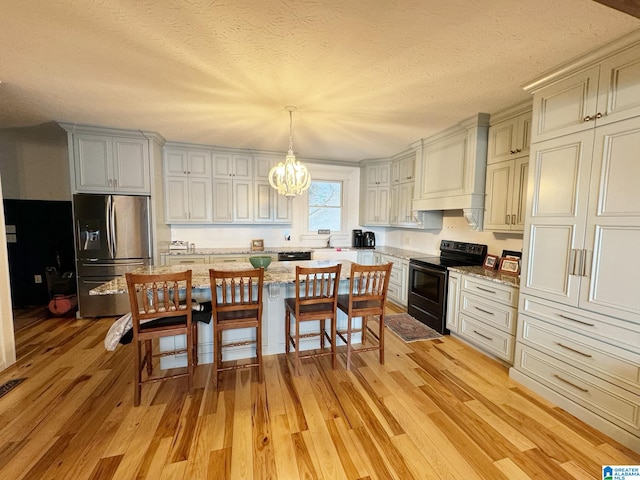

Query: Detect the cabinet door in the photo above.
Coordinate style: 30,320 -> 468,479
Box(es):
520,131 -> 593,307
187,177 -> 213,223
398,183 -> 419,226
484,160 -> 514,231
581,117 -> 640,322
212,178 -> 233,222
254,155 -> 274,180
164,148 -> 188,175
212,154 -> 233,178
389,185 -> 399,225
511,156 -> 529,232
487,116 -> 519,165
275,193 -> 292,223
595,43 -> 640,127
399,154 -> 415,183
390,161 -> 400,184
516,112 -> 532,157
530,65 -> 599,143
113,137 -> 150,193
164,176 -> 190,223
187,150 -> 211,177
445,272 -> 461,332
74,134 -> 113,192
233,155 -> 253,180
363,186 -> 389,225
254,181 -> 274,222
233,179 -> 253,222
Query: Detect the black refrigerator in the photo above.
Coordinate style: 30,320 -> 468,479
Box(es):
73,194 -> 152,317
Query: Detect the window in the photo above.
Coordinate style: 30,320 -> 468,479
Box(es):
308,180 -> 342,232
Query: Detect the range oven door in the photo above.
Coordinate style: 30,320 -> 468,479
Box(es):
407,262 -> 448,333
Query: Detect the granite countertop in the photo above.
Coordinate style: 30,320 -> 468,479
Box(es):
448,265 -> 520,288
90,260 -> 353,295
372,245 -> 427,260
161,246 -> 315,256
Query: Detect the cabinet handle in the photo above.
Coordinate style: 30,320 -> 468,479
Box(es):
511,214 -> 516,225
515,148 -> 522,153
179,260 -> 196,264
583,115 -> 592,122
474,306 -> 494,315
510,149 -> 516,154
555,342 -> 593,358
476,286 -> 496,294
569,249 -> 578,275
113,179 -> 117,187
595,112 -> 603,119
559,314 -> 595,327
505,215 -> 511,225
473,330 -> 493,341
553,374 -> 589,393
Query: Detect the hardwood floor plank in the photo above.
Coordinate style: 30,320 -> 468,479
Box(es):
1,313 -> 637,479
86,455 -> 123,480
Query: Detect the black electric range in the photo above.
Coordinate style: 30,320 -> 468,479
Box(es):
407,240 -> 487,333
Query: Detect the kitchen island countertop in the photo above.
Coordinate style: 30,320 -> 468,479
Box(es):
90,260 -> 352,295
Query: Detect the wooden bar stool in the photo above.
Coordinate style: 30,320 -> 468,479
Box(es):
125,270 -> 195,407
285,264 -> 342,376
336,262 -> 392,370
209,267 -> 264,388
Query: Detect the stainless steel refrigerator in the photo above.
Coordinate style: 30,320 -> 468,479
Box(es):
73,193 -> 152,317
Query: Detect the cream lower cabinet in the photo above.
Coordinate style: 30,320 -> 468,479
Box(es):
450,274 -> 518,363
513,294 -> 640,448
378,253 -> 408,307
445,271 -> 461,332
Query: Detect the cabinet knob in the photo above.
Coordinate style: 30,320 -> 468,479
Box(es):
505,215 -> 511,225
583,115 -> 592,122
510,150 -> 516,154
595,112 -> 603,119
515,149 -> 521,153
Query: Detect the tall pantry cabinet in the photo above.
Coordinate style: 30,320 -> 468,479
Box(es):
511,32 -> 640,452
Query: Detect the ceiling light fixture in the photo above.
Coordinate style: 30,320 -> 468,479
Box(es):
269,106 -> 311,197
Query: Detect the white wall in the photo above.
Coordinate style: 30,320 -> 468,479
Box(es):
0,123 -> 70,200
169,161 -> 362,250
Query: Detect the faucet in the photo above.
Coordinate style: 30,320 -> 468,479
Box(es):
326,235 -> 332,248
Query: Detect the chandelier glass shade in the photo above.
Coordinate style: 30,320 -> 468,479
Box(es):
269,107 -> 311,197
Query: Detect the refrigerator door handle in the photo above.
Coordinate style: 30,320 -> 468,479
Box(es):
80,261 -> 146,268
105,195 -> 113,258
110,196 -> 117,258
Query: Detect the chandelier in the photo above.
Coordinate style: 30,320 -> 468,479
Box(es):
269,106 -> 311,197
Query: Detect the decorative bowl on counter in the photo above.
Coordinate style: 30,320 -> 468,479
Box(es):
249,256 -> 272,269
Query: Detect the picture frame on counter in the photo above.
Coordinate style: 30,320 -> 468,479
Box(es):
501,249 -> 522,260
498,257 -> 520,275
483,254 -> 499,270
251,239 -> 264,252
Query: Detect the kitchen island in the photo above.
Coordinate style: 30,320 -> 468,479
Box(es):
91,260 -> 359,369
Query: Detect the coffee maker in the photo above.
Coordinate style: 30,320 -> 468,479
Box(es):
352,229 -> 363,248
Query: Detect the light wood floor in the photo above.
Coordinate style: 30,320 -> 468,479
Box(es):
1,306 -> 639,479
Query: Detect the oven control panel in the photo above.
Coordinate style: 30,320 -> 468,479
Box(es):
440,240 -> 487,257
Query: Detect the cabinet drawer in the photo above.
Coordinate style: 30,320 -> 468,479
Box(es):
387,282 -> 402,303
209,255 -> 248,263
515,344 -> 640,436
520,294 -> 640,353
458,314 -> 515,362
518,314 -> 640,395
461,277 -> 518,307
165,256 -> 207,265
460,292 -> 517,334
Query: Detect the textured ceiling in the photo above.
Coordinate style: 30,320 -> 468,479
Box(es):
0,1 -> 638,162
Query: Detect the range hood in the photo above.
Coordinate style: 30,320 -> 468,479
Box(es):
411,113 -> 489,230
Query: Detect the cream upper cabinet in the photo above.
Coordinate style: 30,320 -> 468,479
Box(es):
164,147 -> 211,177
213,153 -> 253,180
73,133 -> 150,194
212,152 -> 253,223
364,162 -> 391,187
487,108 -> 532,165
390,153 -> 415,184
484,156 -> 528,232
252,155 -> 292,224
527,41 -> 640,143
163,146 -> 212,223
361,161 -> 391,226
